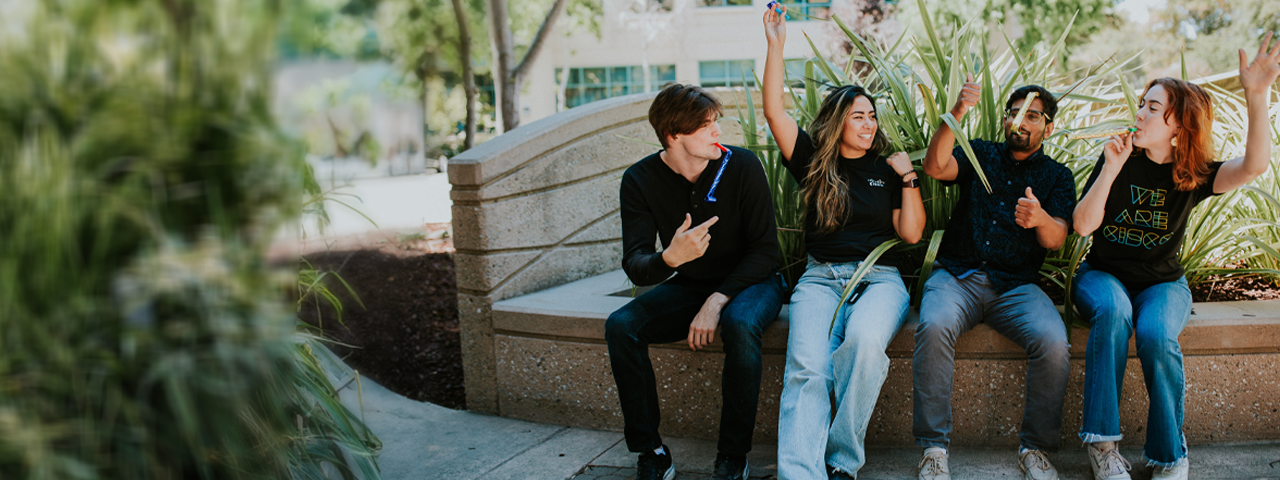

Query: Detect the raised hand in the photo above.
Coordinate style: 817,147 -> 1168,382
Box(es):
662,214 -> 719,268
763,3 -> 786,45
1102,132 -> 1134,172
886,151 -> 914,177
952,73 -> 981,119
1015,187 -> 1047,229
1239,31 -> 1280,96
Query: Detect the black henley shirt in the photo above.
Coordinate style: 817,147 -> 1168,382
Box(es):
619,146 -> 779,297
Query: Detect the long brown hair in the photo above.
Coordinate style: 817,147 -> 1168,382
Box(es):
1140,78 -> 1215,191
804,85 -> 890,235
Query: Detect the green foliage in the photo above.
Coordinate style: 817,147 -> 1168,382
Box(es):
0,1 -> 381,478
893,0 -> 1121,62
740,0 -> 1280,326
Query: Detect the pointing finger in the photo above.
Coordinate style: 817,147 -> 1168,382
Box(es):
694,216 -> 720,232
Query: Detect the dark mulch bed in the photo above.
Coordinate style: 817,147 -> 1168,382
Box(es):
1039,270 -> 1280,305
299,229 -> 464,410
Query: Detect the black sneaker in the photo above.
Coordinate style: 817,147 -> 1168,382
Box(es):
637,445 -> 675,480
712,453 -> 749,480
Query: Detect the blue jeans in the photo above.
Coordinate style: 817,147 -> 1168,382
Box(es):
777,258 -> 910,479
1072,263 -> 1191,467
605,273 -> 785,456
912,266 -> 1071,451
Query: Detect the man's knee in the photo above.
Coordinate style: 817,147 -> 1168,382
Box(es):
915,303 -> 965,347
719,311 -> 766,349
605,307 -> 640,345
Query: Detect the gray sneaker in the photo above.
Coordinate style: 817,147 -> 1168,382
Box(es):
1019,450 -> 1059,480
1086,443 -> 1132,480
918,450 -> 950,480
1151,459 -> 1188,480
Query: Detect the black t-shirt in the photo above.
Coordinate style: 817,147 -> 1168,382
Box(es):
1081,151 -> 1223,289
783,129 -> 903,266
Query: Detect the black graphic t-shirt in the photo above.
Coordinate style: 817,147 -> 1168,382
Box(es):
783,128 -> 903,266
1081,151 -> 1223,290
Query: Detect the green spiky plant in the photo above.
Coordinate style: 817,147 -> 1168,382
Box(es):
0,1 -> 381,478
738,0 -> 1280,331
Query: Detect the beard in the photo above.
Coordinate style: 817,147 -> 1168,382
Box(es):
1005,129 -> 1038,153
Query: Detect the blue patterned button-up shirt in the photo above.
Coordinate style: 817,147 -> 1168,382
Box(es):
936,139 -> 1077,294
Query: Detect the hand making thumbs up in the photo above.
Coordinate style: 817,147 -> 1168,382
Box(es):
951,73 -> 981,119
1015,187 -> 1048,229
662,214 -> 720,268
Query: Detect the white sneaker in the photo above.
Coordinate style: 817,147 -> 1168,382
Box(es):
918,449 -> 950,480
1018,450 -> 1059,480
1151,459 -> 1188,480
1086,443 -> 1132,480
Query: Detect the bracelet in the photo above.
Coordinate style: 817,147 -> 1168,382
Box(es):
900,170 -> 916,178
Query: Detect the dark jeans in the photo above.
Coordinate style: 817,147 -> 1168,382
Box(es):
605,273 -> 785,456
912,266 -> 1071,452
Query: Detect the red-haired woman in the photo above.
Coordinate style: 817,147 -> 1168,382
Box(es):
1072,34 -> 1280,480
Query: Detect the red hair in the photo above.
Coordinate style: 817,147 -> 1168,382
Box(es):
1141,78 -> 1215,191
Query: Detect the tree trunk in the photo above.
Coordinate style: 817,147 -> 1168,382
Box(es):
490,0 -> 570,131
420,67 -> 432,156
451,0 -> 477,150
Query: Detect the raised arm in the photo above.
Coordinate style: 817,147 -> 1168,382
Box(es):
887,151 -> 925,244
1214,31 -> 1280,193
1074,134 -> 1133,236
762,6 -> 799,160
923,73 -> 979,182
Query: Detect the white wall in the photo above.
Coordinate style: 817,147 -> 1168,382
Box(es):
522,0 -> 841,122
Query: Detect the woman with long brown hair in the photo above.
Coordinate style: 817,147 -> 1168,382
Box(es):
762,6 -> 925,479
1072,34 -> 1280,480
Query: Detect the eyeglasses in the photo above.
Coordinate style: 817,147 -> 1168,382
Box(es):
1003,108 -> 1050,125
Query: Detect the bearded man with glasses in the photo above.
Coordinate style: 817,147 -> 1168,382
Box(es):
913,78 -> 1078,480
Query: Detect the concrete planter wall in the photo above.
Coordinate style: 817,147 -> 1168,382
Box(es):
449,89 -> 1280,447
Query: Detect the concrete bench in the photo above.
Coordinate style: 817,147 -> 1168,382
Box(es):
489,270 -> 1280,447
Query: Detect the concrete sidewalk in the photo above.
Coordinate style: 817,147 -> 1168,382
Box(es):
326,355 -> 1280,480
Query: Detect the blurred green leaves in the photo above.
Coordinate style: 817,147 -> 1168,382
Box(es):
1,1 -> 381,478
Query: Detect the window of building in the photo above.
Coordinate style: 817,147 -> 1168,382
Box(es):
783,58 -> 829,87
556,65 -> 677,109
699,60 -> 755,87
778,0 -> 831,19
697,0 -> 751,7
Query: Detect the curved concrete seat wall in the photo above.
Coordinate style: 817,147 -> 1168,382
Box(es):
450,89 -> 1280,447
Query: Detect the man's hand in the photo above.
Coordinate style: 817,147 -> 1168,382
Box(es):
663,214 -> 719,268
1015,187 -> 1049,229
951,73 -> 980,119
688,293 -> 730,351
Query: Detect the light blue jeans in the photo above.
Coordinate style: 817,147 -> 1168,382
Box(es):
777,257 -> 910,479
1072,262 -> 1191,467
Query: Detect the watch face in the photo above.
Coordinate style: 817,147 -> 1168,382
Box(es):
906,177 -> 920,188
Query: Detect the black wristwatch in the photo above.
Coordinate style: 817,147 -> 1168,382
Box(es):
904,175 -> 920,189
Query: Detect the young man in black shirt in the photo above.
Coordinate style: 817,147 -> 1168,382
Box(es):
914,78 -> 1077,480
606,83 -> 785,480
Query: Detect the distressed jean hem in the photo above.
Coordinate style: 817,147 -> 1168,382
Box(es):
1143,454 -> 1187,469
1079,432 -> 1124,444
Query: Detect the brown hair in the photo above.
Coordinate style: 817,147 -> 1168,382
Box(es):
648,83 -> 723,149
804,85 -> 890,235
1140,78 -> 1215,191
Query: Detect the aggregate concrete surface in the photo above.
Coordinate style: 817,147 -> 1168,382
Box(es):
324,351 -> 1280,480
